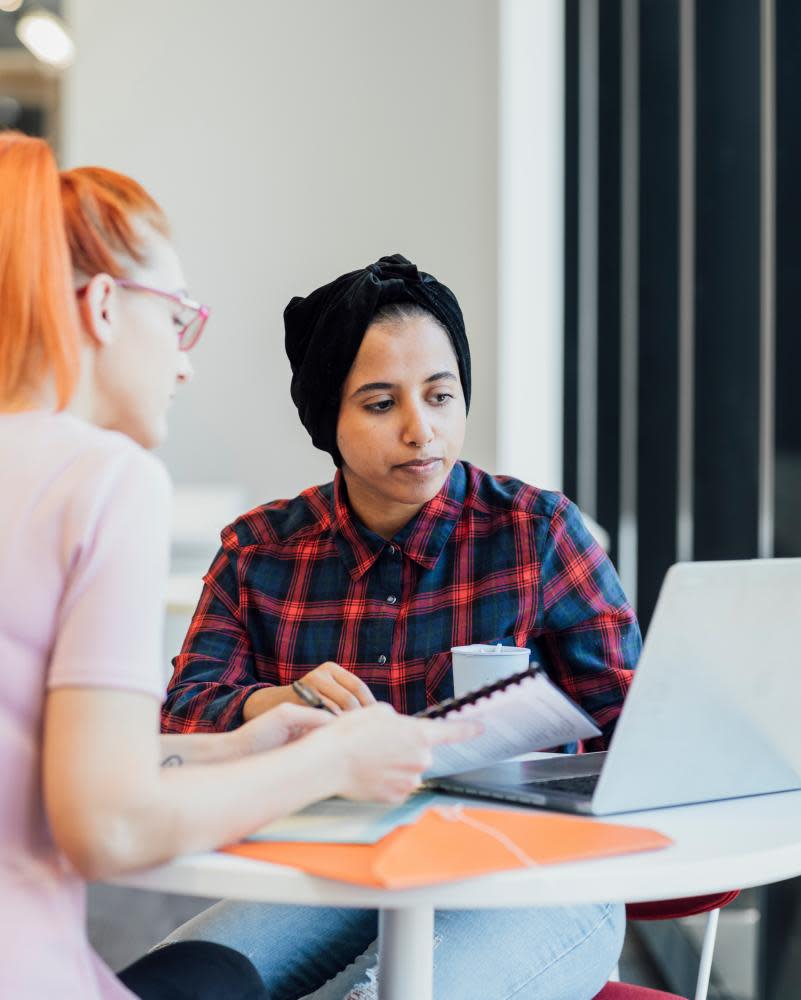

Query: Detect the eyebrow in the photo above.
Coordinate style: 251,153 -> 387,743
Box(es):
352,371 -> 458,396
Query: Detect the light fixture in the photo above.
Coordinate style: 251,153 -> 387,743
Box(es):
0,0 -> 24,13
15,10 -> 75,69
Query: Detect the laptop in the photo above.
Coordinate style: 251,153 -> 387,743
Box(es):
427,558 -> 801,815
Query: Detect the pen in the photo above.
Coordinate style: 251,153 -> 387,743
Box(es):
292,679 -> 337,714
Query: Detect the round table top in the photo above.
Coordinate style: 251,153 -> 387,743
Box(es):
112,788 -> 801,910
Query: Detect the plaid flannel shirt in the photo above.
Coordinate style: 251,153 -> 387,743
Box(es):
162,462 -> 640,749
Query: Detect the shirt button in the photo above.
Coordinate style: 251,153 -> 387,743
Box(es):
378,654 -> 388,665
386,595 -> 398,605
388,545 -> 398,556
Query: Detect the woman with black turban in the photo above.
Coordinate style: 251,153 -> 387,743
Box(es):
162,254 -> 640,998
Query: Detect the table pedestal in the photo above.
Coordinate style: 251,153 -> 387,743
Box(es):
378,906 -> 435,1000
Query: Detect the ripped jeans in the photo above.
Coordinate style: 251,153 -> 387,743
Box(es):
161,900 -> 625,1000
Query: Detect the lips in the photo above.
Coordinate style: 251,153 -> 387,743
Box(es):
396,458 -> 441,468
393,458 -> 444,474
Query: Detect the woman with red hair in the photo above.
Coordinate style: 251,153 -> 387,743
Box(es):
0,132 -> 476,999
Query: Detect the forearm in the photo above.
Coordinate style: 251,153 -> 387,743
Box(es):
159,731 -> 242,766
48,689 -> 464,881
159,735 -> 341,855
96,729 -> 343,876
241,683 -> 298,720
162,679 -> 300,732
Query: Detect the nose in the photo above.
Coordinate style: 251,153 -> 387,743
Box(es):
401,400 -> 434,448
176,351 -> 194,384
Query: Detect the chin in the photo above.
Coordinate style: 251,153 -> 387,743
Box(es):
130,417 -> 167,451
388,469 -> 451,506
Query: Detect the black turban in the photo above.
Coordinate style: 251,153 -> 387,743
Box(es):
284,253 -> 471,465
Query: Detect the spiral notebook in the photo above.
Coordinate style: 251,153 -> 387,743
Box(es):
417,665 -> 601,779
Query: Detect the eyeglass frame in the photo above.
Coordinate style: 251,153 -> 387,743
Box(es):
75,278 -> 209,351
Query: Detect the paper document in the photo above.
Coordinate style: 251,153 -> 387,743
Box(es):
424,671 -> 601,779
245,791 -> 436,844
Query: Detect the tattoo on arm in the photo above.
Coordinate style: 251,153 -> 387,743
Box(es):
161,754 -> 183,767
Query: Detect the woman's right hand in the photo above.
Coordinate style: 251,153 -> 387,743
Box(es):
315,703 -> 482,803
291,661 -> 376,712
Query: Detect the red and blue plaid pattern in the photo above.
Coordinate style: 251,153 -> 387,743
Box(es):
162,462 -> 640,749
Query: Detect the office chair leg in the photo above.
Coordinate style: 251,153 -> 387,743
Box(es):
694,907 -> 720,1000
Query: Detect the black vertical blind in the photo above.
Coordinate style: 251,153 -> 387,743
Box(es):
775,0 -> 801,558
692,0 -> 761,562
563,0 -> 790,629
596,0 -> 623,568
637,0 -> 680,621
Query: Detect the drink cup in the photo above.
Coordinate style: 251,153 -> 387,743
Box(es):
450,643 -> 531,698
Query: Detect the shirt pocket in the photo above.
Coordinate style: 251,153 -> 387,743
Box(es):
423,633 -> 535,708
424,650 -> 454,708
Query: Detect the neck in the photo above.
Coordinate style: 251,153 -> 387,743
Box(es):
340,469 -> 424,540
0,380 -> 57,413
65,346 -> 99,425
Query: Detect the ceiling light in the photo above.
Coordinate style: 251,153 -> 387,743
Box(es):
16,10 -> 75,69
0,0 -> 24,13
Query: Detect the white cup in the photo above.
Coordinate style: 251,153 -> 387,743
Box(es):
450,643 -> 531,699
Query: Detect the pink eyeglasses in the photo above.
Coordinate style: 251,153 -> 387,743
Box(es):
76,279 -> 209,351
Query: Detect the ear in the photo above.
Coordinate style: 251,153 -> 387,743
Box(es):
77,274 -> 117,348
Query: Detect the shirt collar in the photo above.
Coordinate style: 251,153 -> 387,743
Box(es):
330,462 -> 467,580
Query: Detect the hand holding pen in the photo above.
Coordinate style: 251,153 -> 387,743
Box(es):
290,662 -> 377,713
292,679 -> 337,714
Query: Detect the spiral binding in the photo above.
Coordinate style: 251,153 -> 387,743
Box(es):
416,663 -> 540,719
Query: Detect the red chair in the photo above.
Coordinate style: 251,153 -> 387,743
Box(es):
594,986 -> 684,999
592,891 -> 740,1000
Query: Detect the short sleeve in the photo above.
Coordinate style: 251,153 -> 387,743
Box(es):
47,446 -> 171,700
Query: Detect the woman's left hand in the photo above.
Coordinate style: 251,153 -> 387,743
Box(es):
233,702 -> 335,756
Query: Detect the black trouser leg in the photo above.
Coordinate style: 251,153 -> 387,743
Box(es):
118,940 -> 268,1000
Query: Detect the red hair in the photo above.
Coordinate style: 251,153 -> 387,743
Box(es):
0,139 -> 171,411
60,166 -> 170,279
0,132 -> 80,409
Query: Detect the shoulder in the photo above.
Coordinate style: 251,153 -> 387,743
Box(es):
41,412 -> 163,474
0,414 -> 174,559
65,417 -> 170,504
460,463 -> 610,576
56,418 -> 171,538
221,481 -> 334,551
461,461 -> 569,527
8,412 -> 172,505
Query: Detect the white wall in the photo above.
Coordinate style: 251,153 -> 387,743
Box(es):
63,0 -> 499,507
497,0 -> 564,492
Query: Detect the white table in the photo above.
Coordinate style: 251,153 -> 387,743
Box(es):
113,789 -> 801,999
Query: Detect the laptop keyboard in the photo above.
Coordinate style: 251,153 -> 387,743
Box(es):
526,774 -> 600,796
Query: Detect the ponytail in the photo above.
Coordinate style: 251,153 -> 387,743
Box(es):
0,131 -> 81,409
60,166 -> 169,279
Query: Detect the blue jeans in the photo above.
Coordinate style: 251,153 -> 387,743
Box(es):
162,900 -> 624,1000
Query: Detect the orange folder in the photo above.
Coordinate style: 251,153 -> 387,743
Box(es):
221,805 -> 672,889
